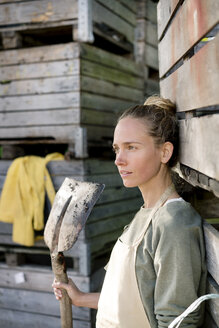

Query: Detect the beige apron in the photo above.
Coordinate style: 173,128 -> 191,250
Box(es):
96,184 -> 175,328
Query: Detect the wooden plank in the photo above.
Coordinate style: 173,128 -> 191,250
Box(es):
160,34 -> 219,111
0,75 -> 142,101
47,159 -> 117,176
157,0 -> 181,40
158,0 -> 219,77
0,264 -> 90,292
88,197 -> 142,224
81,92 -> 137,112
204,222 -> 219,285
81,60 -> 143,89
179,115 -> 219,181
86,202 -> 142,238
92,1 -> 134,43
81,109 -> 115,126
86,125 -> 113,140
0,287 -> 90,321
0,93 -> 80,112
95,187 -> 141,204
0,0 -> 77,26
0,309 -> 91,328
80,43 -> 143,77
0,76 -> 80,96
0,60 -> 80,81
0,108 -> 80,126
0,43 -> 80,66
0,125 -> 76,140
96,0 -> 136,27
0,235 -> 87,261
0,124 -> 113,142
52,173 -> 123,191
81,76 -> 143,102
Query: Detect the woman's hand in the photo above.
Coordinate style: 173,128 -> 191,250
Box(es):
52,278 -> 100,309
52,278 -> 82,306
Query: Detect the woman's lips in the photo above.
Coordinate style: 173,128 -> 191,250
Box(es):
120,170 -> 132,177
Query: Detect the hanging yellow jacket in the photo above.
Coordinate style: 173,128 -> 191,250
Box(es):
0,153 -> 64,246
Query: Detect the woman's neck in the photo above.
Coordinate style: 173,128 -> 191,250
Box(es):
139,168 -> 178,208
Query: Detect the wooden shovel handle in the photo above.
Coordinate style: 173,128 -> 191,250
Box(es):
51,252 -> 73,328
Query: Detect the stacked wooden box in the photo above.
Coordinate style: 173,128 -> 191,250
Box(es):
157,0 -> 219,326
0,42 -> 144,157
0,0 -> 136,52
0,158 -> 142,327
0,0 -> 160,327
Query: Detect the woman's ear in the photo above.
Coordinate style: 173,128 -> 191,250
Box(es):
161,142 -> 174,164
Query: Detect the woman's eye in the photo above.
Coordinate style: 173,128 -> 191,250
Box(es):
128,145 -> 135,150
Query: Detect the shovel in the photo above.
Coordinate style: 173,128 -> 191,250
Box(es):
44,177 -> 105,328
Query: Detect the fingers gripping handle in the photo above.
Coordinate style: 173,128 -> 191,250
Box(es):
51,253 -> 73,328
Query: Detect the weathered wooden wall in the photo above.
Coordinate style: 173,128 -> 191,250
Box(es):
157,0 -> 219,326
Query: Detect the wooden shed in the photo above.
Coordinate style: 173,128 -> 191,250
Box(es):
157,0 -> 219,326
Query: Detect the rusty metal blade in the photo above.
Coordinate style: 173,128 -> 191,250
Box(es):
44,177 -> 104,253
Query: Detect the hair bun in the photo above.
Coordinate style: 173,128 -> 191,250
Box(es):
144,95 -> 176,114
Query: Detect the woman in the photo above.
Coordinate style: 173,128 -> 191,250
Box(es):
53,96 -> 206,327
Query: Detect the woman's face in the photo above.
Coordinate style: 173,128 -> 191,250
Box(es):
113,117 -> 163,189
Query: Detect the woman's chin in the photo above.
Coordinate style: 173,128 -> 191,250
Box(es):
122,180 -> 137,188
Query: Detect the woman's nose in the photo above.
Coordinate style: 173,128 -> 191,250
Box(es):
114,152 -> 126,166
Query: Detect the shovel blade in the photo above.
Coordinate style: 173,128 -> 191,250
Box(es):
44,178 -> 104,253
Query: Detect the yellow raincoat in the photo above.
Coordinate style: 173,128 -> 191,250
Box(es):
0,153 -> 64,246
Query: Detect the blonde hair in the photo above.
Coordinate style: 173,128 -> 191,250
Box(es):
144,95 -> 176,113
117,95 -> 179,167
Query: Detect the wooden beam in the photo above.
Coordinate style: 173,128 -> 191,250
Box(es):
77,0 -> 94,42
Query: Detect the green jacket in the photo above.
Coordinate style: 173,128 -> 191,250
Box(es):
120,199 -> 207,327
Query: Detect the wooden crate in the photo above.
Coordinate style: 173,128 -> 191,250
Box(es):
135,0 -> 160,99
158,0 -> 219,196
0,42 -> 144,157
0,263 -> 105,328
157,1 -> 219,326
0,0 -> 136,53
0,157 -> 142,327
0,158 -> 142,275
